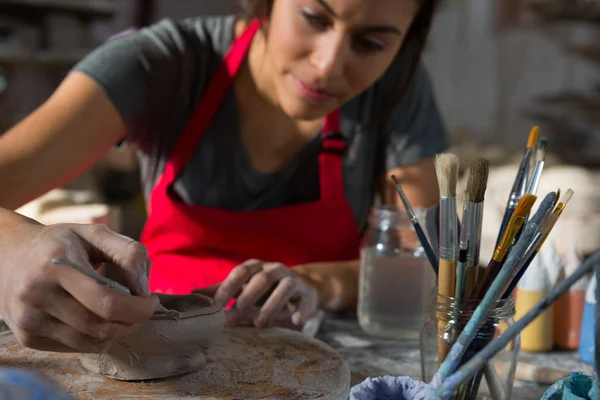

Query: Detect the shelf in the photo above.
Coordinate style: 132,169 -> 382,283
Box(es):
0,0 -> 117,18
0,48 -> 89,66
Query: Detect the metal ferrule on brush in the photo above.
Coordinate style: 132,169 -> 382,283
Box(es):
466,201 -> 484,268
527,162 -> 545,195
493,215 -> 526,261
439,195 -> 458,261
516,149 -> 533,197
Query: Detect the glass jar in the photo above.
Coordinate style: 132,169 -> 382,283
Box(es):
357,205 -> 436,339
420,291 -> 520,400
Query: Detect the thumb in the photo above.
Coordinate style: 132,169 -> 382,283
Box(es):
70,224 -> 151,297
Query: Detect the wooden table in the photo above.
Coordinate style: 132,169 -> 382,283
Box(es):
0,315 -> 594,399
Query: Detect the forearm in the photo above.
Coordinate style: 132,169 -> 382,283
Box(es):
294,259 -> 359,312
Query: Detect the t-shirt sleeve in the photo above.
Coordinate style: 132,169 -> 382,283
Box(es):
378,63 -> 451,172
72,19 -> 213,152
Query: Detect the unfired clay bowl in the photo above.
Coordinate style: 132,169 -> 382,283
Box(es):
80,293 -> 225,381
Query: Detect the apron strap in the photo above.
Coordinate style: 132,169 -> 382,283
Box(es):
161,20 -> 262,185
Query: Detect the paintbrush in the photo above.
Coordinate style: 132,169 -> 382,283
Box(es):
527,138 -> 548,196
433,191 -> 556,382
495,127 -> 539,247
436,153 -> 459,300
435,153 -> 460,365
464,159 -> 490,299
391,175 -> 439,275
502,189 -> 574,298
432,249 -> 600,400
52,257 -> 181,319
455,190 -> 469,300
472,194 -> 537,299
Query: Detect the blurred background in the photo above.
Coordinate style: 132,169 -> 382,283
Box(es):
2,0 -> 600,260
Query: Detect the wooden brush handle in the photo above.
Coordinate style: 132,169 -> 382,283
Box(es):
473,259 -> 502,299
437,259 -> 456,365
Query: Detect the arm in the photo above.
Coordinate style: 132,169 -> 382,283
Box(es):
295,157 -> 440,312
0,72 -> 126,210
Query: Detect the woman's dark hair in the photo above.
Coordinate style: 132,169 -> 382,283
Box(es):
237,0 -> 437,130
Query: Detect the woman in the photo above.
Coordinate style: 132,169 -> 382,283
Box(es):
0,0 -> 448,354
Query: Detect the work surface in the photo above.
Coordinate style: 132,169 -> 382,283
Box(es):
318,314 -> 595,400
0,315 -> 593,399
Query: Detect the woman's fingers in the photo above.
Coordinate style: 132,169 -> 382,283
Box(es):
255,276 -> 298,328
55,257 -> 158,324
291,284 -> 319,326
234,263 -> 287,314
213,259 -> 264,306
42,287 -> 134,344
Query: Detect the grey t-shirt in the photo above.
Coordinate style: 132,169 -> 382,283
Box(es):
74,15 -> 450,233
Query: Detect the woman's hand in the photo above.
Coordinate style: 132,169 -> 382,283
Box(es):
0,218 -> 159,353
203,260 -> 319,329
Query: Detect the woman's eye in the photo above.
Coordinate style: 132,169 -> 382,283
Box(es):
302,9 -> 329,30
353,37 -> 385,53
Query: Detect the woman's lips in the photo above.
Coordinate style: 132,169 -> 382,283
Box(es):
292,76 -> 336,102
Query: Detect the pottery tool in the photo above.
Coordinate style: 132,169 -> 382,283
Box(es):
502,189 -> 574,299
473,194 -> 537,299
526,137 -> 548,196
434,191 -> 556,382
434,153 -> 459,365
302,310 -> 325,337
52,258 -> 131,294
52,257 -> 181,319
464,159 -> 489,299
434,249 -> 600,399
495,126 -> 539,247
455,190 -> 469,300
391,175 -> 439,275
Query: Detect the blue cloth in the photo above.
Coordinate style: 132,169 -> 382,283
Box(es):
0,368 -> 74,400
350,376 -> 432,400
541,372 -> 597,400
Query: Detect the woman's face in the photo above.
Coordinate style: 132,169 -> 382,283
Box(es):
265,0 -> 419,120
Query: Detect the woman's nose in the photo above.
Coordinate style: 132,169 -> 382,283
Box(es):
309,34 -> 348,80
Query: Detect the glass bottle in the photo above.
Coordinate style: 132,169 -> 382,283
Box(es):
420,291 -> 520,400
358,205 -> 436,339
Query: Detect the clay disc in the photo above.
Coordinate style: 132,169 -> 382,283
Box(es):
0,327 -> 350,399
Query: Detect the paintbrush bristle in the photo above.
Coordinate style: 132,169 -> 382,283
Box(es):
562,189 -> 574,205
435,153 -> 460,198
466,159 -> 490,203
536,138 -> 548,163
527,126 -> 539,149
554,189 -> 561,206
539,213 -> 559,236
514,194 -> 537,218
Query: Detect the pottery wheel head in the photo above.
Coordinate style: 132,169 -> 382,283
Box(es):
152,293 -> 221,320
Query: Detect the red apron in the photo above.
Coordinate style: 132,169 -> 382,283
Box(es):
140,20 -> 361,294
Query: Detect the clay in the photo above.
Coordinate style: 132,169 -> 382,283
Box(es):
80,293 -> 225,381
